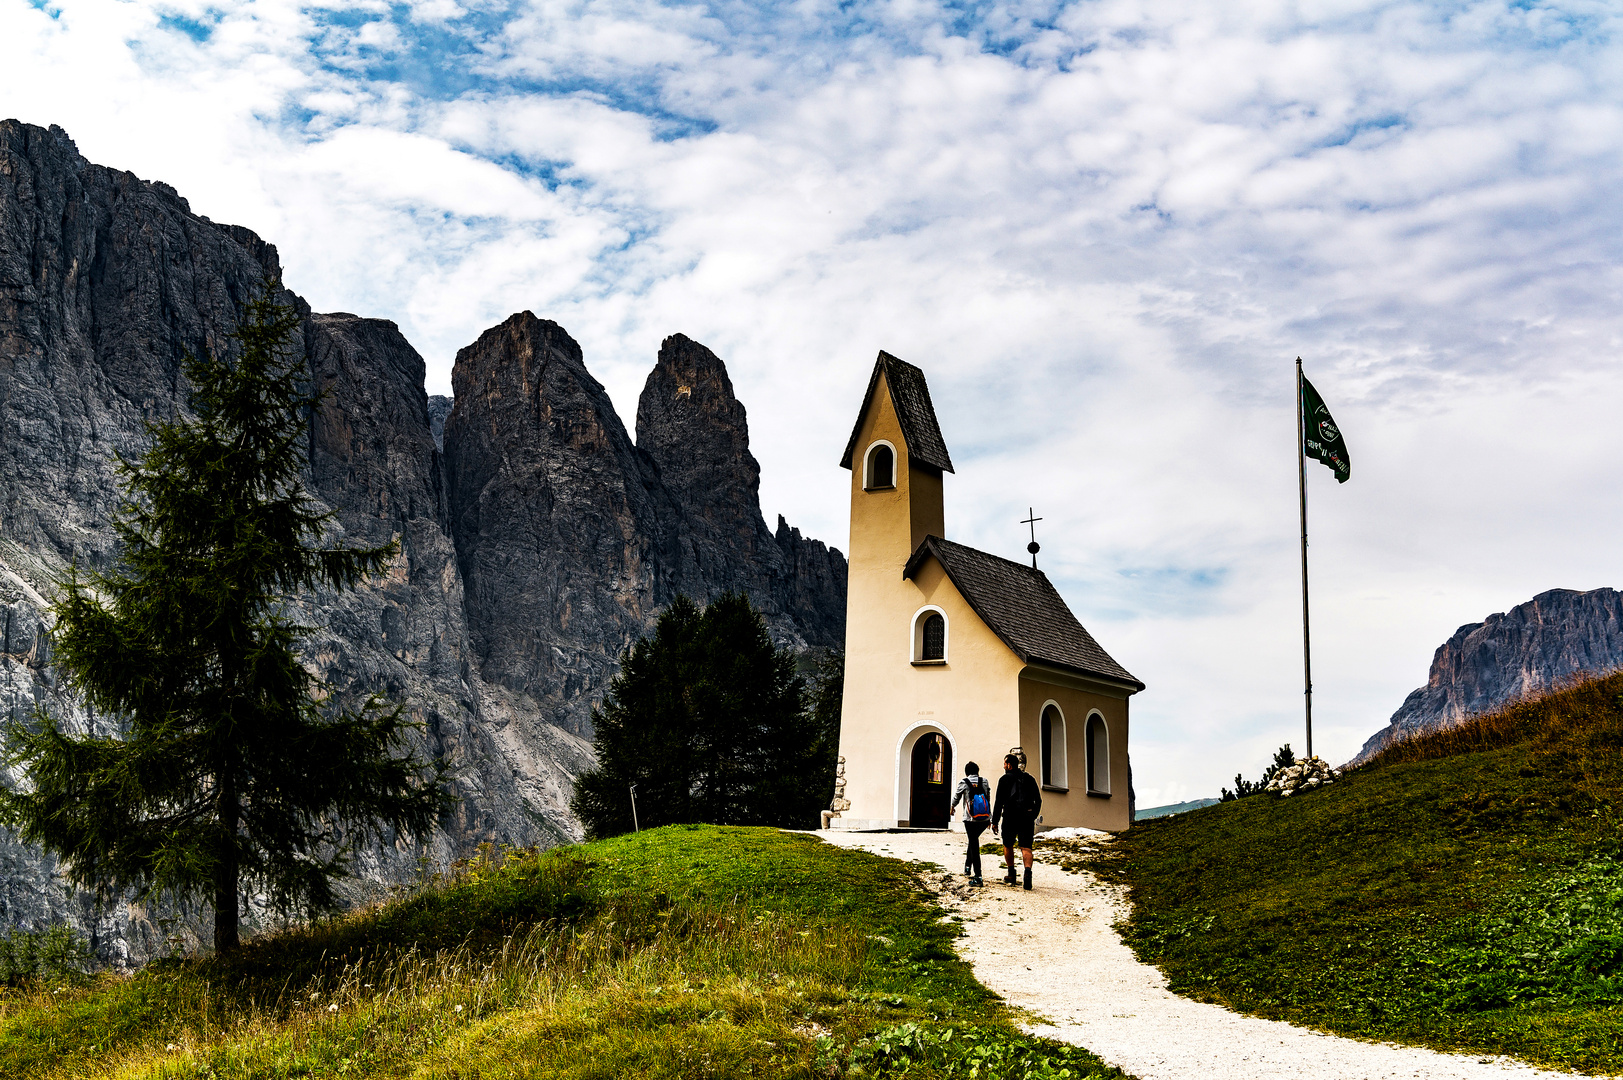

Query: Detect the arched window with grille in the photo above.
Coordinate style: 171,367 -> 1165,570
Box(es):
921,614 -> 944,660
864,441 -> 895,489
911,606 -> 947,664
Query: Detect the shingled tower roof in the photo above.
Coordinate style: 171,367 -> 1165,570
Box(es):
904,536 -> 1143,691
839,351 -> 954,473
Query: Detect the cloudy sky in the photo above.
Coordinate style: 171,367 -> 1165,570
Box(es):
7,0 -> 1622,805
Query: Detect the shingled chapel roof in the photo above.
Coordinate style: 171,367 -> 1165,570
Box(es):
904,536 -> 1144,691
839,352 -> 954,474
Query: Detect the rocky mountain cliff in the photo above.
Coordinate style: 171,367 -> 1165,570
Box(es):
637,334 -> 847,648
1351,587 -> 1623,764
442,318 -> 846,736
0,120 -> 845,963
443,313 -> 689,739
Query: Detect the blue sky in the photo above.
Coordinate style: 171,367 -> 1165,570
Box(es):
5,0 -> 1623,805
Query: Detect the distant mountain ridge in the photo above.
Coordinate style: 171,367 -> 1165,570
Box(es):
0,119 -> 845,963
1351,587 -> 1623,765
1135,798 -> 1219,821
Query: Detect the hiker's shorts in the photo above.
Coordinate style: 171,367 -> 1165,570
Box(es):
1001,816 -> 1035,849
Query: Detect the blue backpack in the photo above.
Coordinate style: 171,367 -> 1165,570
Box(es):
967,777 -> 992,821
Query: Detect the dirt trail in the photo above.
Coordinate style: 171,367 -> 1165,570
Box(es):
816,828 -> 1591,1080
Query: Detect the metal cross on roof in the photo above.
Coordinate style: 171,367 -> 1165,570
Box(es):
1022,507 -> 1043,568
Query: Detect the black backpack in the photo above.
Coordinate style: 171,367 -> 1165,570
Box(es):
1012,771 -> 1040,817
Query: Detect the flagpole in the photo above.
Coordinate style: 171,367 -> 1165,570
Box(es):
1296,357 -> 1313,760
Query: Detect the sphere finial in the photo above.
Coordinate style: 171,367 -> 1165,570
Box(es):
1021,508 -> 1043,568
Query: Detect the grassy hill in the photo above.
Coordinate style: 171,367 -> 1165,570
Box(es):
0,825 -> 1130,1079
1078,670 -> 1623,1075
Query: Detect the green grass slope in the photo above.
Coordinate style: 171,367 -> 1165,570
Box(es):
1082,671 -> 1623,1074
1,825 -> 1131,1079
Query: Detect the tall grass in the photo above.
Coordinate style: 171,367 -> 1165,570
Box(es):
115,899 -> 869,1078
1085,671 -> 1623,1074
1367,669 -> 1623,771
3,827 -> 1130,1080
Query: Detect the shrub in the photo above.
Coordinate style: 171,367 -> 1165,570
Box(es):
0,925 -> 93,986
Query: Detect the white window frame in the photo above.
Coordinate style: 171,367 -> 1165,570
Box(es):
910,605 -> 948,664
1085,710 -> 1111,795
863,439 -> 898,490
1040,700 -> 1067,789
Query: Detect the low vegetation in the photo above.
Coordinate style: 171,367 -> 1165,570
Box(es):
1218,743 -> 1295,801
0,925 -> 94,988
1082,671 -> 1623,1074
1,825 -> 1130,1079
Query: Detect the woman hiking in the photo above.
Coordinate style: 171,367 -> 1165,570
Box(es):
949,761 -> 994,886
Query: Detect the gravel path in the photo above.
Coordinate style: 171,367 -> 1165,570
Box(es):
816,828 -> 1593,1080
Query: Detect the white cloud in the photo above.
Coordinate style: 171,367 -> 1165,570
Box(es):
4,0 -> 1623,803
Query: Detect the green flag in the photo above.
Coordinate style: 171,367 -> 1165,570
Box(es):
1300,374 -> 1350,483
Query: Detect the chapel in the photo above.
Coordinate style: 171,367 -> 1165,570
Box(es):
827,352 -> 1144,833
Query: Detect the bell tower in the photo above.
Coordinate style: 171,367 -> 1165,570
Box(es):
839,352 -> 953,577
833,352 -> 955,826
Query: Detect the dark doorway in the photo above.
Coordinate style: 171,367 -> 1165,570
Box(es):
908,732 -> 952,828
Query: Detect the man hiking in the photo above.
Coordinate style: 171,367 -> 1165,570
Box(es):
991,752 -> 1041,889
949,761 -> 993,886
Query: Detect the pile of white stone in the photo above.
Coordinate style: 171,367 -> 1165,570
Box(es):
1265,756 -> 1339,797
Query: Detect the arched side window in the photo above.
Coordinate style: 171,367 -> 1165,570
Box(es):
1040,703 -> 1067,788
864,440 -> 896,490
910,606 -> 948,664
1085,712 -> 1110,794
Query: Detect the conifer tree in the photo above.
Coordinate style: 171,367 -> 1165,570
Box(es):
0,285 -> 447,953
571,592 -> 828,837
1219,743 -> 1296,802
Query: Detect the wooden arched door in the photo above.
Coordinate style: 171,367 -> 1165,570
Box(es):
908,732 -> 952,829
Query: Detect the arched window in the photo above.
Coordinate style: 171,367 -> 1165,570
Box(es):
1040,703 -> 1067,788
1086,713 -> 1110,794
864,442 -> 895,489
911,607 -> 947,663
921,614 -> 945,660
